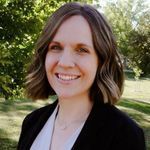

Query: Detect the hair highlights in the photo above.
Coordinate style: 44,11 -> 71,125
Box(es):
26,2 -> 124,104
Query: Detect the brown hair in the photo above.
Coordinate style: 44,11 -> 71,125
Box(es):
26,2 -> 124,104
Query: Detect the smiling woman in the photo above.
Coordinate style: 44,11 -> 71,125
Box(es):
17,2 -> 145,150
45,15 -> 98,101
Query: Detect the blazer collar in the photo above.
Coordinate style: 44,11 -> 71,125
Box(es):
25,99 -> 110,150
24,100 -> 58,150
72,99 -> 109,149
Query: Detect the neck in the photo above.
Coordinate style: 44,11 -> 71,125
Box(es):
57,95 -> 93,125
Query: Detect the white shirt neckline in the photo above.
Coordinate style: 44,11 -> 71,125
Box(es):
30,105 -> 58,150
30,105 -> 85,150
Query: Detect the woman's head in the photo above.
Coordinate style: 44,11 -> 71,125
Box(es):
26,2 -> 124,104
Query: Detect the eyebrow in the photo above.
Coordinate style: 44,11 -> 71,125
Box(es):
77,43 -> 93,49
49,41 -> 60,45
50,41 -> 93,50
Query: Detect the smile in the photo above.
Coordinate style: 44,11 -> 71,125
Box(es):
55,73 -> 80,81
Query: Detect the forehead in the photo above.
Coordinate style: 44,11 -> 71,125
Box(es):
52,15 -> 93,46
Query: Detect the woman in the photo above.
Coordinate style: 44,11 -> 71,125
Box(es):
18,2 -> 145,150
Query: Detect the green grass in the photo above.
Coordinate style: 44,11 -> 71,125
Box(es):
123,79 -> 150,103
0,99 -> 50,150
0,78 -> 150,150
120,77 -> 150,149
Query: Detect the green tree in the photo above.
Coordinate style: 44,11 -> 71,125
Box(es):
0,0 -> 92,99
103,0 -> 150,76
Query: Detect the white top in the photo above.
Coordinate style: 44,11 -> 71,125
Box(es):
30,105 -> 85,150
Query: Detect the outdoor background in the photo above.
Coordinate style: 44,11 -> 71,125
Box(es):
0,0 -> 149,150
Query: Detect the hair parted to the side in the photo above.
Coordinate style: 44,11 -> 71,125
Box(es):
26,2 -> 124,104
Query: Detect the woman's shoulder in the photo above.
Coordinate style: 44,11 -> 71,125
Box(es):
105,104 -> 145,142
95,101 -> 144,137
103,103 -> 142,131
110,104 -> 140,127
94,103 -> 146,149
95,101 -> 139,128
22,100 -> 58,129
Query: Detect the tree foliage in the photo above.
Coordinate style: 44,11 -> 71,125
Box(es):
103,0 -> 150,76
1,0 -> 149,99
0,0 -> 92,99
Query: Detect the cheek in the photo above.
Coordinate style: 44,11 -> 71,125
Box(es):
89,62 -> 98,81
45,54 -> 57,73
80,57 -> 98,73
78,59 -> 98,83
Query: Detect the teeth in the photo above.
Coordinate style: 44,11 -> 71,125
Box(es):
57,74 -> 79,81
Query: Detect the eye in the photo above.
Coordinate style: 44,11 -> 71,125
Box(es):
77,47 -> 89,53
49,45 -> 62,52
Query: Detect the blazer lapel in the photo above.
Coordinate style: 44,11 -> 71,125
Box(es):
21,100 -> 58,150
19,99 -> 111,150
72,99 -> 108,150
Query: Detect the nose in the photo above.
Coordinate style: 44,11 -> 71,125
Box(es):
58,49 -> 75,68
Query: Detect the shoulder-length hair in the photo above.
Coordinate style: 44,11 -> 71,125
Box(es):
26,2 -> 124,104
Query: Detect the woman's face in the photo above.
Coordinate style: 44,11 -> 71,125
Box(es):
45,15 -> 98,100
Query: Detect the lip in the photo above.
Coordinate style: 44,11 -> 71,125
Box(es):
55,73 -> 81,84
55,73 -> 81,76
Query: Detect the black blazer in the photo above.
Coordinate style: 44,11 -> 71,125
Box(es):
18,99 -> 146,150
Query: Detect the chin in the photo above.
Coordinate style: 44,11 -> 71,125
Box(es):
56,92 -> 77,100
